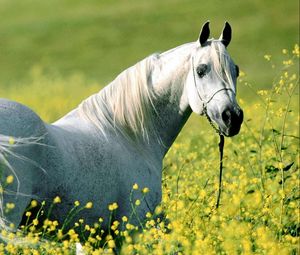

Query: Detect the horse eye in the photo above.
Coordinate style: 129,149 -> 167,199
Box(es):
196,64 -> 208,78
235,65 -> 240,77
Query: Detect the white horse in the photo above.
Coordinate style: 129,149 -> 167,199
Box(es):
0,22 -> 243,238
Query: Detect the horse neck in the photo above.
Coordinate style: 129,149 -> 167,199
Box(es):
151,43 -> 195,156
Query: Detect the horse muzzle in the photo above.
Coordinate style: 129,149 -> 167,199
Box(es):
219,107 -> 244,137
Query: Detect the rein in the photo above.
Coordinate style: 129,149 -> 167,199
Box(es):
191,57 -> 227,209
216,134 -> 224,208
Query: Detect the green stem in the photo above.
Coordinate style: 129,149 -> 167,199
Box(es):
278,80 -> 297,230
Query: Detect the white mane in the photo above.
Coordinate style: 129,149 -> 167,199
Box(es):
78,41 -> 235,144
78,55 -> 159,143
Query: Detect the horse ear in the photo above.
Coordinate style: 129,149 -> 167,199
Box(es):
220,22 -> 232,47
199,21 -> 210,46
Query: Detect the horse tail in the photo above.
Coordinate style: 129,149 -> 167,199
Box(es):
0,134 -> 77,249
0,135 -> 21,243
0,134 -> 45,246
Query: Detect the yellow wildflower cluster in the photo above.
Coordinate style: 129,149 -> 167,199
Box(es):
2,44 -> 299,254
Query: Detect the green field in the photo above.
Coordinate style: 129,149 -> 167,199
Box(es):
0,0 -> 298,89
0,0 -> 299,254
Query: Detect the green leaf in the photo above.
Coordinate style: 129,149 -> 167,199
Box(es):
265,165 -> 279,174
283,162 -> 294,171
272,129 -> 281,135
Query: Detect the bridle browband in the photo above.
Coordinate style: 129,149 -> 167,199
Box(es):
191,56 -> 235,135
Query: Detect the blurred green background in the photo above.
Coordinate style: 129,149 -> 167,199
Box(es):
0,0 -> 298,118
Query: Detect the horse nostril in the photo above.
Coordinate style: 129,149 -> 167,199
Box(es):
221,109 -> 231,124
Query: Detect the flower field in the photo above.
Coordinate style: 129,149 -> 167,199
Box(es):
0,41 -> 298,254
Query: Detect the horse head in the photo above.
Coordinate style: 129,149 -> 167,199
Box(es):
187,21 -> 243,137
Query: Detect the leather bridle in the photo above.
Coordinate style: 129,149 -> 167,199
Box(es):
191,56 -> 235,135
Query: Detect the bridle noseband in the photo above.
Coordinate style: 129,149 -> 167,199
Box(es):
191,57 -> 235,134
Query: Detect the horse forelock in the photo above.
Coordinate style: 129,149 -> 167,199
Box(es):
209,41 -> 236,91
78,55 -> 159,143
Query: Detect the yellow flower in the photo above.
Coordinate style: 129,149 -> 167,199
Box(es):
32,219 -> 39,226
264,54 -> 271,61
5,243 -> 17,254
133,183 -> 139,190
107,239 -> 115,248
199,189 -> 206,199
257,90 -> 268,96
8,137 -> 15,145
277,162 -> 284,169
31,200 -> 38,208
106,234 -> 113,241
135,199 -> 141,206
142,187 -> 150,194
6,203 -> 15,210
292,44 -> 299,57
122,216 -> 128,222
113,220 -> 119,227
108,202 -> 118,211
57,230 -> 63,239
68,229 -> 79,241
155,206 -> 163,215
239,70 -> 246,77
25,211 -> 32,217
85,202 -> 93,209
283,59 -> 293,66
74,200 -> 80,207
125,236 -> 133,243
63,240 -> 69,249
6,175 -> 14,184
126,223 -> 134,230
53,196 -> 61,204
